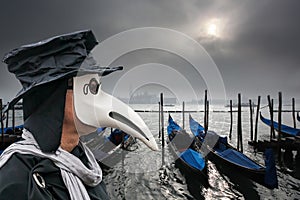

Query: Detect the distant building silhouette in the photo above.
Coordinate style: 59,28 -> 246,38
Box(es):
124,92 -> 177,104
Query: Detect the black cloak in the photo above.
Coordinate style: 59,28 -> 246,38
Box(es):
0,145 -> 109,200
0,30 -> 121,199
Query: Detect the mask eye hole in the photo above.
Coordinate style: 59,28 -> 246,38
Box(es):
88,78 -> 100,95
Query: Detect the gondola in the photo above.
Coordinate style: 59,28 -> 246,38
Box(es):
0,125 -> 23,153
0,124 -> 23,135
83,128 -> 136,168
189,114 -> 278,189
167,115 -> 208,183
1,125 -> 135,168
260,113 -> 300,137
225,102 -> 256,108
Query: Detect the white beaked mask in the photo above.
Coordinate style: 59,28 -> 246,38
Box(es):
73,74 -> 158,151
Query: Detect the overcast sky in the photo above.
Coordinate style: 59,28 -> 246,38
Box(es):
0,0 -> 299,104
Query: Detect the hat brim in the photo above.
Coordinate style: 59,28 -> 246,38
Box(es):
3,66 -> 123,113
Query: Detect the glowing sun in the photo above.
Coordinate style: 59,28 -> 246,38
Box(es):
204,18 -> 224,38
207,23 -> 217,37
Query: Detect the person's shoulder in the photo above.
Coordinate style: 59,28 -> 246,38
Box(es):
1,153 -> 40,172
0,153 -> 36,176
0,153 -> 40,198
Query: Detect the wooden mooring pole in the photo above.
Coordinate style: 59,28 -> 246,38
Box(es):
237,93 -> 243,153
254,96 -> 261,142
278,92 -> 282,164
158,102 -> 161,138
206,100 -> 209,132
229,100 -> 233,140
249,99 -> 253,141
5,109 -> 9,129
182,101 -> 185,129
267,95 -> 275,140
237,103 -> 240,149
204,90 -> 208,133
160,93 -> 165,148
271,99 -> 275,138
12,105 -> 15,132
292,98 -> 296,128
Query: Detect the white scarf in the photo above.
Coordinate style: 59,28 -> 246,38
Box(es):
0,129 -> 102,200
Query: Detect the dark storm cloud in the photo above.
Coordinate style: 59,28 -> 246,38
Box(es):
228,0 -> 300,61
0,0 -> 299,103
193,0 -> 300,99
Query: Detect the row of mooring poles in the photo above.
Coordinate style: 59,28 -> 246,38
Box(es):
0,99 -> 17,148
228,92 -> 297,164
229,94 -> 281,149
263,92 -> 284,163
247,96 -> 261,145
1,102 -> 16,132
268,95 -> 297,132
228,94 -> 244,151
159,90 -> 210,144
277,93 -> 298,166
228,93 -> 243,152
248,96 -> 260,143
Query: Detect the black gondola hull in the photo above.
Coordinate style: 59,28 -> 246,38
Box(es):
168,142 -> 208,184
206,148 -> 266,186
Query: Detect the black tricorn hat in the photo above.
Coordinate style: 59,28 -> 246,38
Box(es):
3,29 -> 122,112
2,30 -> 122,152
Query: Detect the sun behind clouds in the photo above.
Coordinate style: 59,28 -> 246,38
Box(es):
201,18 -> 225,39
207,23 -> 217,37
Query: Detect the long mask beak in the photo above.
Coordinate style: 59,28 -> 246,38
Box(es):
73,74 -> 158,151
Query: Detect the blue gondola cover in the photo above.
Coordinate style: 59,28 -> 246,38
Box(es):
260,114 -> 300,136
217,149 -> 263,170
96,127 -> 106,134
180,148 -> 205,171
107,129 -> 129,145
0,125 -> 24,134
189,115 -> 205,138
167,115 -> 182,136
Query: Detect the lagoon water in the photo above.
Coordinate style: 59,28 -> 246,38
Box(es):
11,104 -> 300,199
